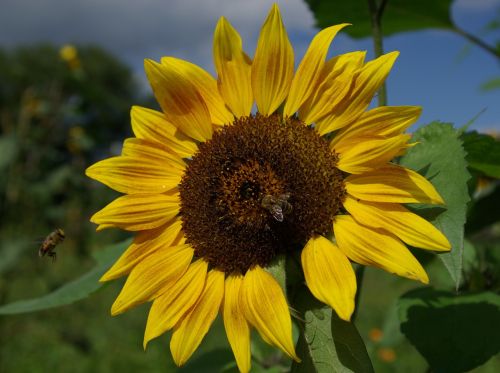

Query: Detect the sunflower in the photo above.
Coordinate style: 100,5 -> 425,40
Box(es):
86,4 -> 450,372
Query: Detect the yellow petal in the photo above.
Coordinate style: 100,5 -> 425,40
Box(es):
111,244 -> 194,315
223,274 -> 251,373
130,106 -> 198,158
334,215 -> 428,283
144,59 -> 213,142
330,106 -> 422,149
122,138 -> 186,171
100,219 -> 184,282
336,135 -> 412,174
241,266 -> 299,361
283,24 -> 349,117
343,196 -> 450,251
161,57 -> 233,126
144,259 -> 208,348
301,235 -> 356,321
86,156 -> 183,194
170,269 -> 225,366
345,163 -> 444,204
90,192 -> 180,231
251,4 -> 294,115
315,51 -> 399,135
213,17 -> 253,117
299,51 -> 365,126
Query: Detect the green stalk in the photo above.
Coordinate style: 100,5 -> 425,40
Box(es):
367,0 -> 388,107
453,25 -> 500,60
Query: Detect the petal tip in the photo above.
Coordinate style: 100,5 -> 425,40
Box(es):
99,272 -> 112,282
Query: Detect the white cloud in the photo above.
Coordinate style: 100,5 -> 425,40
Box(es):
0,0 -> 316,74
454,0 -> 500,11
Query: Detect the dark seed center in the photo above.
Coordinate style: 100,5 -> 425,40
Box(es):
179,114 -> 345,274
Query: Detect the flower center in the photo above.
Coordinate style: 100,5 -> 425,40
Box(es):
179,114 -> 345,274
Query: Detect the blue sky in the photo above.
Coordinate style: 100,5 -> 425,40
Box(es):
1,0 -> 499,131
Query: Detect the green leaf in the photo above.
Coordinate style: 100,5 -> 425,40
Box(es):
466,184 -> 500,234
399,122 -> 470,289
291,286 -> 373,373
304,0 -> 453,38
265,254 -> 287,293
398,287 -> 500,372
0,240 -> 129,315
178,348 -> 234,373
480,77 -> 500,92
461,131 -> 500,178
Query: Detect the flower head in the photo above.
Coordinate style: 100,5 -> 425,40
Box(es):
86,4 -> 450,372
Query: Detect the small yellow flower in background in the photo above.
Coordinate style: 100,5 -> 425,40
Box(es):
86,4 -> 450,372
378,347 -> 397,363
369,328 -> 384,343
59,44 -> 80,70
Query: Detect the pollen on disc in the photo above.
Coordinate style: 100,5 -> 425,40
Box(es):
179,114 -> 345,274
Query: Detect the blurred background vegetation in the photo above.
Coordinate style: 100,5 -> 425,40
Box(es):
0,0 -> 499,372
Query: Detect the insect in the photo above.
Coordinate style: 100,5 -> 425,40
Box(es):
39,228 -> 65,262
261,193 -> 293,222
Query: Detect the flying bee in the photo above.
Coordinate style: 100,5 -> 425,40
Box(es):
261,193 -> 292,222
39,228 -> 65,262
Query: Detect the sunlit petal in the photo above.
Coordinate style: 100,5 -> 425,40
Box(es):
90,193 -> 180,231
100,218 -> 184,282
284,24 -> 349,117
344,195 -> 450,251
144,260 -> 208,348
330,106 -> 421,148
345,163 -> 444,204
302,235 -> 356,321
223,274 -> 251,373
130,106 -> 198,158
144,59 -> 213,142
334,215 -> 429,283
170,269 -> 225,366
240,266 -> 299,361
252,4 -> 294,115
213,17 -> 253,117
111,244 -> 194,315
336,135 -> 412,174
161,57 -> 234,125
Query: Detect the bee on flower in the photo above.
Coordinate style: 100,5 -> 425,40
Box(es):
86,4 -> 450,372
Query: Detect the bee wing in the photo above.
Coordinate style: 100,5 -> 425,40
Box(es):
270,205 -> 284,222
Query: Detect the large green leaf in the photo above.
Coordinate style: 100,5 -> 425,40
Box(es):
461,131 -> 500,179
466,183 -> 500,234
0,240 -> 129,315
399,122 -> 470,289
291,286 -> 373,373
398,287 -> 500,372
304,0 -> 453,38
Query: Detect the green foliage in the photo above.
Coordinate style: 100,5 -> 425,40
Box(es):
398,287 -> 500,372
461,131 -> 500,179
291,285 -> 373,373
466,184 -> 500,234
0,134 -> 18,172
265,254 -> 287,293
0,240 -> 128,315
400,122 -> 470,288
304,0 -> 453,38
480,77 -> 500,92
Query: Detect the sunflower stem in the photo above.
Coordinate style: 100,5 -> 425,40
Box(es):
367,0 -> 388,106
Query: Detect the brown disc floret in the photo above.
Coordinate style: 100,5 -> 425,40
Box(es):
179,114 -> 345,274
